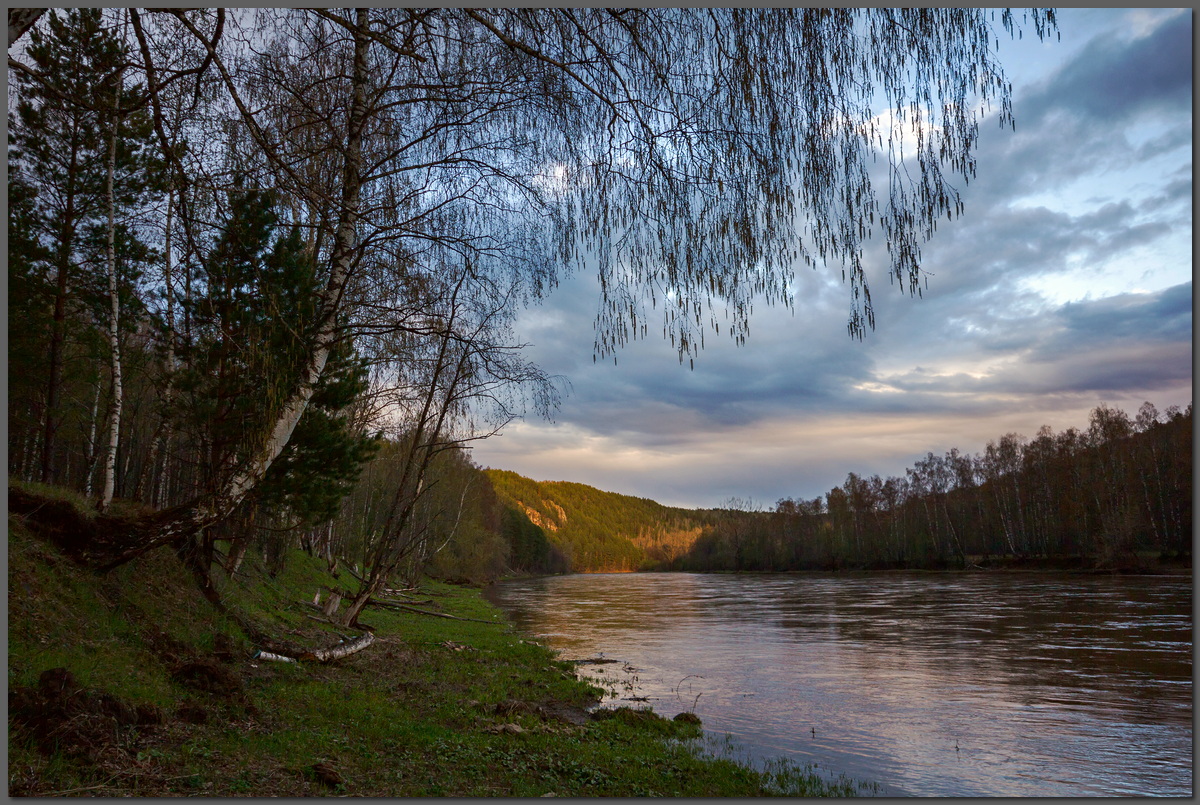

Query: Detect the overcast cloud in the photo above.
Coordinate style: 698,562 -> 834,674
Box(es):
473,8 -> 1193,509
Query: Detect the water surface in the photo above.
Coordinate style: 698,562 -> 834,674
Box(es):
486,571 -> 1192,797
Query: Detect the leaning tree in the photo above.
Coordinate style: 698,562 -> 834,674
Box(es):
7,8 -> 1058,569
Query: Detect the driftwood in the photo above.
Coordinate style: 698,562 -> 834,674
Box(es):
252,632 -> 375,663
304,631 -> 375,662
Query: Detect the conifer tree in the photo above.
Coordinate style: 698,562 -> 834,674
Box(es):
9,8 -> 157,486
174,185 -> 377,576
7,162 -> 52,479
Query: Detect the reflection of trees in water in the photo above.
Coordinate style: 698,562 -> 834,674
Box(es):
491,572 -> 710,641
493,572 -> 1190,692
760,574 -> 1190,723
491,571 -> 1190,795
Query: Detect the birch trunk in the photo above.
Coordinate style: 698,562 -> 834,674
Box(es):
100,83 -> 124,511
937,495 -> 960,566
207,6 -> 368,515
226,533 -> 251,576
157,191 -> 177,507
323,520 -> 336,572
135,188 -> 176,505
254,632 -> 374,664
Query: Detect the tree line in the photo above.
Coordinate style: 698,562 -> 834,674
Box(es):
667,401 -> 1192,572
469,399 -> 1190,576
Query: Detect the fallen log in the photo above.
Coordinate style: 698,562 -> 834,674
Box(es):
252,632 -> 375,664
373,597 -> 434,606
304,631 -> 375,662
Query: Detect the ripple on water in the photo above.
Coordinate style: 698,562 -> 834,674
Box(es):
486,572 -> 1192,797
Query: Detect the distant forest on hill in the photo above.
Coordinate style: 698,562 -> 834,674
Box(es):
215,399 -> 1191,580
483,401 -> 1191,575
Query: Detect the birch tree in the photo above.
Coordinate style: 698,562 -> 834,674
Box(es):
99,16 -> 129,511
10,9 -> 128,485
9,9 -> 156,491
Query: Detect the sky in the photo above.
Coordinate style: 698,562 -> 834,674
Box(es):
473,8 -> 1193,510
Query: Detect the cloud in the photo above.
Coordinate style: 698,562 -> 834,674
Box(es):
878,293 -> 1191,400
955,13 -> 1191,217
1139,174 -> 1192,214
1056,282 -> 1191,342
1021,11 -> 1192,123
472,11 -> 1193,509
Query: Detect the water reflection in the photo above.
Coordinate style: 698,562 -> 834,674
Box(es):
486,572 -> 1192,797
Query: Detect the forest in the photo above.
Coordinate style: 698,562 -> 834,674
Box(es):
672,401 -> 1192,572
478,400 -> 1192,575
14,8 -> 1162,603
9,8 -> 565,625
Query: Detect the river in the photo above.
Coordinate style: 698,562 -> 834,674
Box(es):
485,571 -> 1192,797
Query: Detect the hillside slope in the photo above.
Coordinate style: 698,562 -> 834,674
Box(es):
485,470 -> 714,572
8,484 -> 865,797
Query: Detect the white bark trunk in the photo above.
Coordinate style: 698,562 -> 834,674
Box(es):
309,632 -> 374,662
252,633 -> 374,664
72,9 -> 372,571
100,91 -> 123,511
141,189 -> 176,507
322,592 -> 342,617
199,6 -> 369,520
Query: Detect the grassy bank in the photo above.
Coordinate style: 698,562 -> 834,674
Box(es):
8,488 -> 868,797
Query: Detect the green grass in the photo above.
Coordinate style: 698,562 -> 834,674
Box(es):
8,489 -> 874,797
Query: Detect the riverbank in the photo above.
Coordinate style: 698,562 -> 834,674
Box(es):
487,570 -> 1193,796
8,498 -> 867,796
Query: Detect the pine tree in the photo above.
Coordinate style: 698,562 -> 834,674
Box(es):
9,8 -> 158,487
174,185 -> 377,574
7,161 -> 52,479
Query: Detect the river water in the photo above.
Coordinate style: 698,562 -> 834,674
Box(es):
485,571 -> 1192,797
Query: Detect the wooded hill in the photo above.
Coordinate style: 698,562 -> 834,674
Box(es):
485,470 -> 713,574
485,400 -> 1192,575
